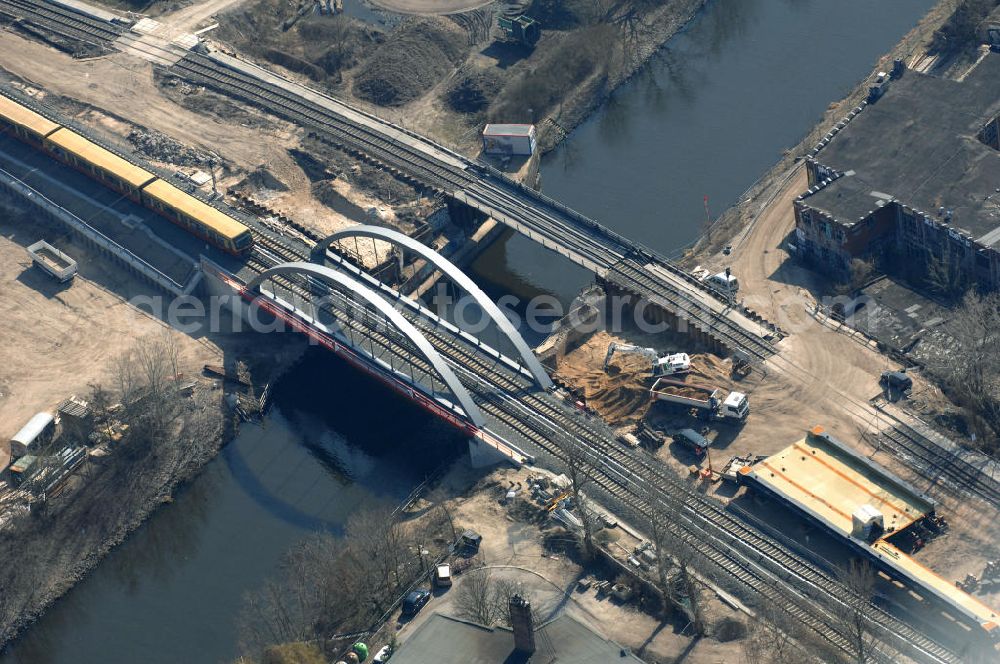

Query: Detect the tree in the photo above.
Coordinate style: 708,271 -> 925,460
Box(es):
928,291 -> 1000,446
640,481 -> 677,610
555,436 -> 598,560
455,568 -> 499,626
741,602 -> 812,664
836,560 -> 880,664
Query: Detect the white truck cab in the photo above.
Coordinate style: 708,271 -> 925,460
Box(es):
721,391 -> 750,421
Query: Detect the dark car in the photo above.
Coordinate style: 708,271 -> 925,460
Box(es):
401,589 -> 431,616
673,428 -> 710,457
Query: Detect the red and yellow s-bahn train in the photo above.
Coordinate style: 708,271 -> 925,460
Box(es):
0,92 -> 253,256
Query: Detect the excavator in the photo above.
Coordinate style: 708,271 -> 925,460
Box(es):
603,343 -> 691,377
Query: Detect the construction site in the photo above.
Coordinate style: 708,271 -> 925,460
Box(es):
0,0 -> 998,663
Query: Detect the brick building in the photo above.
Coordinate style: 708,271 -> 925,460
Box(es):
794,54 -> 1000,290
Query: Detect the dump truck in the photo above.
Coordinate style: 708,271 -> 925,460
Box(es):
26,240 -> 77,283
650,378 -> 749,422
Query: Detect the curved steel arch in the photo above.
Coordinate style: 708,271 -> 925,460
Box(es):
247,262 -> 485,428
312,225 -> 553,390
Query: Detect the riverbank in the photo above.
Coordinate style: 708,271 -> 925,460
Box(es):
685,0 -> 961,263
531,0 -> 708,154
0,236 -> 307,651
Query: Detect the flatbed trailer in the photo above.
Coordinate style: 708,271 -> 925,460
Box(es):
26,240 -> 77,282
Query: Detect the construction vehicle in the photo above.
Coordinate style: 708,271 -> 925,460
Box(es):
603,343 -> 691,377
497,14 -> 540,47
650,378 -> 749,422
731,349 -> 752,377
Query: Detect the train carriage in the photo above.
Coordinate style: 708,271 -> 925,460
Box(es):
0,94 -> 60,145
141,179 -> 253,255
44,128 -> 156,203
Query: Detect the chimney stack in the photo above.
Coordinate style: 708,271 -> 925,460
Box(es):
509,594 -> 535,654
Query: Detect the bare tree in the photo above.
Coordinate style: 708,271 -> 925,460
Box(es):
455,568 -> 499,626
928,291 -> 1000,446
555,436 -> 598,560
836,559 -> 880,664
426,486 -> 458,543
112,349 -> 138,406
741,601 -> 812,664
639,481 -> 676,610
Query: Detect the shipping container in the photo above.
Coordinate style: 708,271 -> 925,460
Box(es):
482,124 -> 536,156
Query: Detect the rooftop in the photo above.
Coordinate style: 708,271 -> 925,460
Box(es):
741,427 -> 935,540
804,54 -> 1000,246
483,124 -> 534,137
390,613 -> 643,664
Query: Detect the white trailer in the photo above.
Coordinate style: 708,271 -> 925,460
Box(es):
482,124 -> 536,156
650,378 -> 749,422
10,412 -> 55,458
27,240 -> 77,283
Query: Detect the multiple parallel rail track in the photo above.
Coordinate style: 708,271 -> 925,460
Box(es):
0,2 -> 987,660
0,0 -> 122,46
878,420 -> 1000,509
244,241 -> 964,663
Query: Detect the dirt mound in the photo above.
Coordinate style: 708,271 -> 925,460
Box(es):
237,165 -> 289,193
553,332 -> 738,425
554,331 -> 653,425
353,18 -> 467,107
445,68 -> 503,114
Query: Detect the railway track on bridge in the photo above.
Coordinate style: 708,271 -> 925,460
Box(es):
244,252 -> 962,664
1,0 -> 780,364
0,3 -> 975,659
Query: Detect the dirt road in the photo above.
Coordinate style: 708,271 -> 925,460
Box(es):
0,208 -> 221,460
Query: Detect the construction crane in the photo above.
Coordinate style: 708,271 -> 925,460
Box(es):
603,343 -> 691,377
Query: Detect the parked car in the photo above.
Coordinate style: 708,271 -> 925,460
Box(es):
401,589 -> 431,616
434,563 -> 452,588
373,645 -> 392,663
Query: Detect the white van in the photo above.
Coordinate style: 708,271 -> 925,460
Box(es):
705,271 -> 739,294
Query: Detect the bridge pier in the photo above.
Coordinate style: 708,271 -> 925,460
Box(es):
600,279 -> 727,356
468,436 -> 516,468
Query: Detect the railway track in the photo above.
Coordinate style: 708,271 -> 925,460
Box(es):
0,0 -> 780,364
0,3 -> 977,658
242,254 -> 963,663
879,422 -> 1000,509
0,0 -> 122,45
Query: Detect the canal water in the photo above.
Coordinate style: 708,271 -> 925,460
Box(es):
473,0 -> 937,303
2,0 -> 937,661
0,350 -> 467,664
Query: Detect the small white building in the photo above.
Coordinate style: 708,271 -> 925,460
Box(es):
482,124 -> 536,156
10,412 -> 55,458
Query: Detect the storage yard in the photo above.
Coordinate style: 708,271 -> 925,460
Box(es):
0,0 -> 999,663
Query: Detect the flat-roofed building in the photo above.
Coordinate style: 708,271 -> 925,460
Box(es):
794,54 -> 1000,290
741,427 -> 999,636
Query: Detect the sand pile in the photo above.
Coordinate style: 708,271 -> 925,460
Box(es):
554,332 -> 653,425
554,332 -> 737,425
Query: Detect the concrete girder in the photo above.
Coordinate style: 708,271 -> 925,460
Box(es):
311,225 -> 553,390
246,261 -> 486,428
